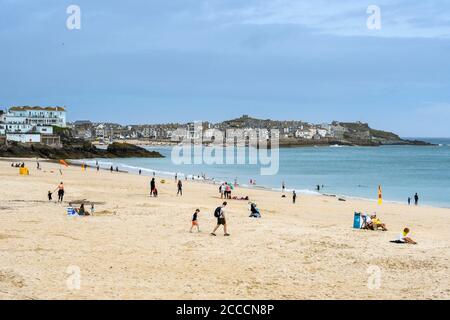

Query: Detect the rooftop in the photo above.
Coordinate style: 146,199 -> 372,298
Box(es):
9,106 -> 66,112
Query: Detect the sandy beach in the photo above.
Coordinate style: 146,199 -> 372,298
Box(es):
0,158 -> 449,300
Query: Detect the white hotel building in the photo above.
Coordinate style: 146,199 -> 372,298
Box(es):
0,106 -> 66,143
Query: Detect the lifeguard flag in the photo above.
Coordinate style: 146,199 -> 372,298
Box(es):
59,160 -> 69,167
378,185 -> 383,205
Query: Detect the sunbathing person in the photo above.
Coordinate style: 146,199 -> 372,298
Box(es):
371,215 -> 388,231
249,203 -> 261,218
232,196 -> 250,201
361,213 -> 374,230
75,204 -> 90,216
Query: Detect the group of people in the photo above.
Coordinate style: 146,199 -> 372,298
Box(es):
11,162 -> 26,168
219,183 -> 233,199
68,202 -> 95,216
190,200 -> 263,235
48,182 -> 65,202
189,202 -> 230,236
408,193 -> 420,206
359,212 -> 417,245
150,178 -> 158,197
33,161 -> 421,245
361,213 -> 388,231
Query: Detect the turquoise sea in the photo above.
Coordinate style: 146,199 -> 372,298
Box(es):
80,138 -> 450,208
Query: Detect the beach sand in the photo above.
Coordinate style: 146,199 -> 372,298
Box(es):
1,158 -> 449,300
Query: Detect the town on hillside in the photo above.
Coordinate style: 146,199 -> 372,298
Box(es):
0,107 -> 426,148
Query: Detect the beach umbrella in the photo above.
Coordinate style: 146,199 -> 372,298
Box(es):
227,183 -> 234,190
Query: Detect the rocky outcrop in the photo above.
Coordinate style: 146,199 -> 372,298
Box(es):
0,141 -> 163,159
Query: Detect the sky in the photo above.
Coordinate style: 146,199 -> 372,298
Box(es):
1,0 -> 450,137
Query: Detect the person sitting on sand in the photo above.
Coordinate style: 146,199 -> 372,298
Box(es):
361,213 -> 374,230
391,228 -> 417,245
190,209 -> 200,233
249,203 -> 261,218
371,214 -> 388,231
75,204 -> 90,216
211,202 -> 230,237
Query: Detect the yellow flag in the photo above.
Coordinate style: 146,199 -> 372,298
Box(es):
378,185 -> 383,205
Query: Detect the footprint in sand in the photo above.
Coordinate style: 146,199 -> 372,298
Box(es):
0,270 -> 25,288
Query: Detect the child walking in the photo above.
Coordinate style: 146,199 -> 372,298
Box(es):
190,209 -> 201,233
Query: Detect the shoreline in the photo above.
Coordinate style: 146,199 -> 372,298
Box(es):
2,156 -> 448,209
69,157 -> 450,210
96,139 -> 440,148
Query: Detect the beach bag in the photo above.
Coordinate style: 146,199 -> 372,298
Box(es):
214,207 -> 222,218
67,207 -> 76,216
353,212 -> 362,229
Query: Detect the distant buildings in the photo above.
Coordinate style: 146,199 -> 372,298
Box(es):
1,109 -> 379,146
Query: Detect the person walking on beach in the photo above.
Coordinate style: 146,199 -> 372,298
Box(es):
293,190 -> 297,204
150,178 -> 156,197
110,166 -> 113,173
54,182 -> 65,203
408,197 -> 411,205
175,173 -> 178,181
177,180 -> 183,196
97,165 -> 100,172
414,193 -> 419,206
282,181 -> 286,194
190,209 -> 200,233
219,183 -> 225,199
139,169 -> 142,175
211,202 -> 230,237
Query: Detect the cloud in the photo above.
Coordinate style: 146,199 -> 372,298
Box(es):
199,0 -> 450,38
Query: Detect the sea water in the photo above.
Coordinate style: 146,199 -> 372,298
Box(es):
79,138 -> 450,208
